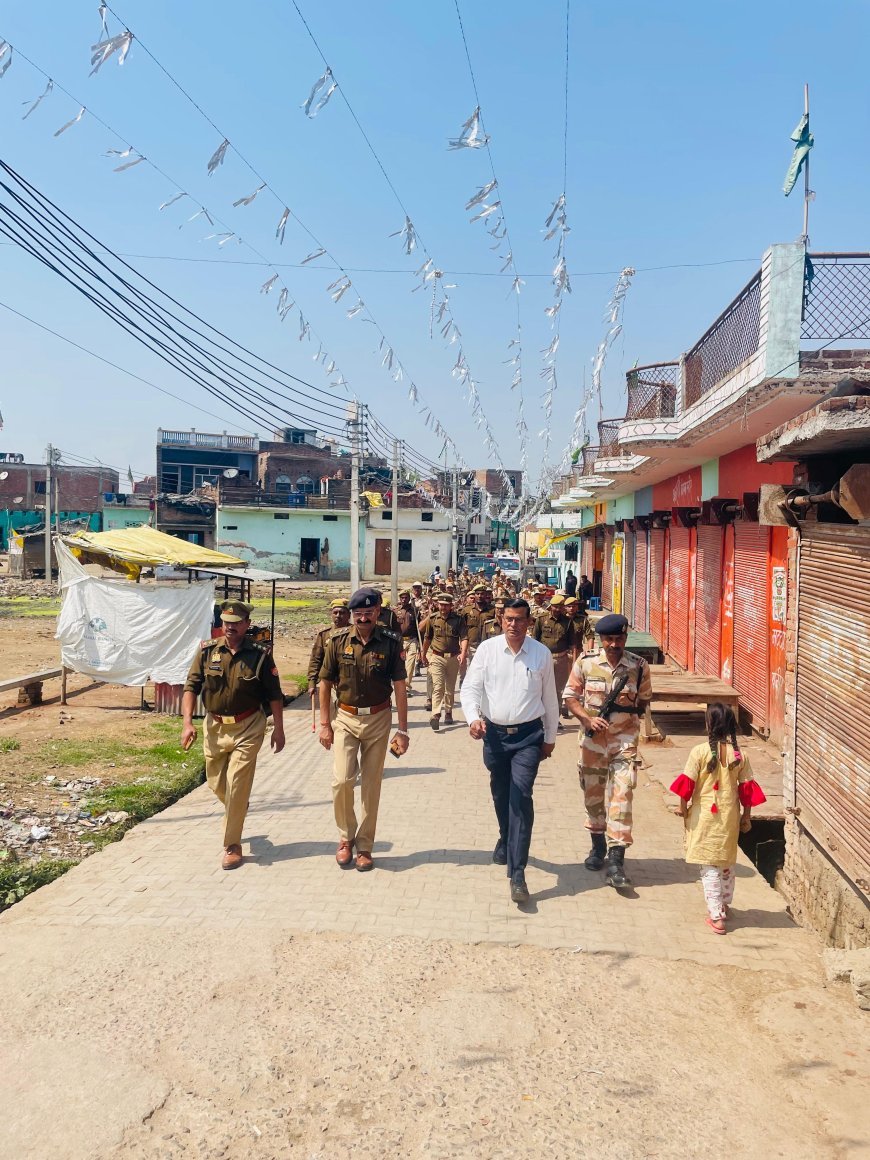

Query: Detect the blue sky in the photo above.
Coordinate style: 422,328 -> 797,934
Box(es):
0,1 -> 867,486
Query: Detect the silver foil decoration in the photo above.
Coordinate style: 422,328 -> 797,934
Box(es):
260,274 -> 279,294
298,313 -> 310,341
98,4 -> 108,38
54,106 -> 86,137
276,207 -> 290,244
0,41 -> 13,79
465,178 -> 497,210
233,183 -> 266,208
346,300 -> 364,319
159,191 -> 187,211
469,201 -> 500,223
22,79 -> 53,120
301,247 -> 326,265
106,146 -> 145,172
390,215 -> 417,255
448,105 -> 489,150
206,139 -> 229,176
302,67 -> 336,117
90,30 -> 133,75
328,275 -> 352,303
183,206 -> 213,228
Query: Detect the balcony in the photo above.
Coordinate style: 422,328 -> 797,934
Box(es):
626,363 -> 678,420
219,485 -> 349,510
683,271 -> 762,407
159,429 -> 259,451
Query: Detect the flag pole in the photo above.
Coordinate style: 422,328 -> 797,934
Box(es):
802,83 -> 810,244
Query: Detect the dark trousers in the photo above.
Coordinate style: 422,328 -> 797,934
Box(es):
482,718 -> 545,876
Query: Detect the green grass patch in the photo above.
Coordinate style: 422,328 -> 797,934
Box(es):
283,671 -> 308,693
0,737 -> 21,753
0,597 -> 61,618
0,853 -> 77,909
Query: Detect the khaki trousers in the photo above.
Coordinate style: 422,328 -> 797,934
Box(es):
204,710 -> 267,847
429,653 -> 459,715
332,706 -> 392,853
402,638 -> 418,685
553,653 -> 572,703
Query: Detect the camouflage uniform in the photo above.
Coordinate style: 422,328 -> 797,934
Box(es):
564,649 -> 652,848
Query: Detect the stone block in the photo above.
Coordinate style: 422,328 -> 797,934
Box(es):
822,948 -> 870,984
852,971 -> 870,1011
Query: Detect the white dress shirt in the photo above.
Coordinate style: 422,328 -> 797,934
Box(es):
459,634 -> 559,744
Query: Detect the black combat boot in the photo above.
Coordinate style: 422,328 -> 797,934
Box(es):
584,832 -> 607,871
605,845 -> 632,890
425,699 -> 433,712
444,710 -> 454,725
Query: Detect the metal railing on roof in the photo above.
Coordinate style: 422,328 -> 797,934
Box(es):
683,269 -> 762,407
626,362 -> 678,420
802,253 -> 870,342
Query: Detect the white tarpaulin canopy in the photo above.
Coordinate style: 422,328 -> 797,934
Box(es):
54,540 -> 214,686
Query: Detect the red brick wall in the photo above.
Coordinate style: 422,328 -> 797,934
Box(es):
0,464 -> 119,510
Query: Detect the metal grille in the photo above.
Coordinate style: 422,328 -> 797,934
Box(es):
802,254 -> 870,341
580,445 -> 600,474
597,419 -> 626,457
626,363 -> 678,420
684,271 -> 762,406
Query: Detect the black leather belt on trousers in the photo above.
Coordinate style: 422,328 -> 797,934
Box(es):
485,717 -> 542,736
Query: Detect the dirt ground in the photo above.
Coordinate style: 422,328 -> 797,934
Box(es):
0,578 -> 344,868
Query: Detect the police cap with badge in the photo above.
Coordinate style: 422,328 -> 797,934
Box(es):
348,587 -> 382,611
219,600 -> 253,622
596,613 -> 629,636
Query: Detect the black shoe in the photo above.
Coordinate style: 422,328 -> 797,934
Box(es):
424,700 -> 432,712
584,832 -> 607,871
605,845 -> 632,889
560,705 -> 570,719
430,715 -> 440,731
444,712 -> 454,725
492,839 -> 507,865
510,870 -> 530,904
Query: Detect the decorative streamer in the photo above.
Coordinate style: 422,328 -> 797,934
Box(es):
98,4 -> 109,39
159,190 -> 187,211
21,78 -> 52,120
89,30 -> 133,75
389,215 -> 417,256
232,183 -> 265,207
206,138 -> 229,176
106,145 -> 145,172
301,67 -> 336,117
54,106 -> 86,137
448,105 -> 489,150
275,207 -> 289,244
0,41 -> 13,79
301,247 -> 325,265
260,274 -> 278,294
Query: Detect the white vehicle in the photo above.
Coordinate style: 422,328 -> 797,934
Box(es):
494,553 -> 521,581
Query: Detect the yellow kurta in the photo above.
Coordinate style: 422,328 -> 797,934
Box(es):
681,742 -> 755,867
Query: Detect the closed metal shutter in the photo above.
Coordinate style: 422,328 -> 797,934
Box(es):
794,523 -> 870,889
582,535 -> 593,580
602,530 -> 614,609
649,529 -> 666,647
668,526 -> 691,668
733,522 -> 770,733
634,529 -> 648,631
694,525 -> 723,677
623,532 -> 635,626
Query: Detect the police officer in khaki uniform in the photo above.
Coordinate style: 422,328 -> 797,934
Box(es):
377,596 -> 401,634
318,587 -> 409,871
182,601 -> 285,870
307,599 -> 350,717
394,588 -> 421,693
563,613 -> 652,890
460,585 -> 496,681
532,593 -> 577,724
564,595 -> 593,657
420,591 -> 468,730
483,597 -> 506,639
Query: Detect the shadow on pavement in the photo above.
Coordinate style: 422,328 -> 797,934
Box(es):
374,847 -> 493,873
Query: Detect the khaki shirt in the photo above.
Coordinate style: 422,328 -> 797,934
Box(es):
571,613 -> 592,644
308,625 -> 339,687
565,648 -> 652,736
394,603 -> 418,640
319,624 -> 406,708
532,612 -> 576,656
463,605 -> 496,648
483,617 -> 504,640
424,612 -> 468,655
377,607 -> 401,634
184,637 -> 283,716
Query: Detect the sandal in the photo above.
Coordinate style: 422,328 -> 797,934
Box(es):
705,916 -> 727,935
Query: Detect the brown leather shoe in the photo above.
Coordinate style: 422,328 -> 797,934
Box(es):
355,851 -> 374,872
335,839 -> 354,868
222,844 -> 243,870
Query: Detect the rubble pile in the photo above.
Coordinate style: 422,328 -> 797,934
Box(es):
0,774 -> 129,863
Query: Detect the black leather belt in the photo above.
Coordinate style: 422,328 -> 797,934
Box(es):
485,717 -> 542,736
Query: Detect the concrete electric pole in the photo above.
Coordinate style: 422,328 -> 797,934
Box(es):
348,403 -> 361,592
390,439 -> 399,606
44,444 -> 54,584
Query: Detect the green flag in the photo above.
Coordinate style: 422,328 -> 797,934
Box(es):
783,113 -> 813,196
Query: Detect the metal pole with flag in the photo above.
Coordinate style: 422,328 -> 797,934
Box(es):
783,85 -> 813,242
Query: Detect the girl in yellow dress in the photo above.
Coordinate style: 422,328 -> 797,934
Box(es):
670,703 -> 766,934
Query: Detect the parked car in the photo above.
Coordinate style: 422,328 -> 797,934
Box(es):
461,553 -> 497,579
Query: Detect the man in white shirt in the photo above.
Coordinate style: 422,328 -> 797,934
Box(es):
460,598 -> 559,904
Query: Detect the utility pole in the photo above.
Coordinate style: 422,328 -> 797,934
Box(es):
390,439 -> 399,605
44,444 -> 53,584
450,463 -> 459,570
802,82 -> 811,244
348,402 -> 361,591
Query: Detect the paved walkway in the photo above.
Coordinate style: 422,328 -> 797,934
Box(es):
2,690 -> 819,978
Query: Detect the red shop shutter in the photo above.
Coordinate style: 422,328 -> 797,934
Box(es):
649,529 -> 666,647
582,535 -> 593,579
694,525 -> 723,677
733,523 -> 770,733
668,526 -> 690,668
623,533 -> 635,625
602,530 -> 614,609
634,529 -> 648,631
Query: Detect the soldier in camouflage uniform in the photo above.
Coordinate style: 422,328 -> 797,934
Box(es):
563,613 -> 652,889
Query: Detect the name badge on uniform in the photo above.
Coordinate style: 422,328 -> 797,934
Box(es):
587,679 -> 607,694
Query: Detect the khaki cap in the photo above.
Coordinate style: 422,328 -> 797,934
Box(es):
219,600 -> 253,622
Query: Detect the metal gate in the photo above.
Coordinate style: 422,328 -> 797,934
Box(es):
623,531 -> 635,626
649,529 -> 666,647
581,535 -> 593,581
794,523 -> 870,890
634,528 -> 648,631
602,529 -> 614,609
668,526 -> 690,668
732,523 -> 770,733
694,525 -> 723,678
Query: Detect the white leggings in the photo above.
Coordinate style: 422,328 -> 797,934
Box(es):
699,864 -> 735,920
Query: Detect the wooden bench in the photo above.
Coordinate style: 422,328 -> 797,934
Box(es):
0,667 -> 63,707
644,669 -> 740,741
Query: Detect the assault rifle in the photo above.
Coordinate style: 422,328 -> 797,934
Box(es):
585,670 -> 634,737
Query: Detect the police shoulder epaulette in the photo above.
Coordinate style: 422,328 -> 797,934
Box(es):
331,625 -> 352,640
200,638 -> 217,650
382,628 -> 401,642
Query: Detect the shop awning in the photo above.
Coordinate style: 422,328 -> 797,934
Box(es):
63,526 -> 245,579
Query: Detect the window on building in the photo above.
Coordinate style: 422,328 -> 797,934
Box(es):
160,470 -> 180,492
398,539 -> 413,562
296,475 -> 315,495
322,515 -> 338,522
34,480 -> 46,494
381,510 -> 393,520
421,511 -> 433,522
275,474 -> 292,492
274,513 -> 289,520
